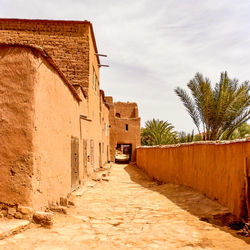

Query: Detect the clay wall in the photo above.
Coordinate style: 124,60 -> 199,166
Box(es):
136,140 -> 250,219
0,46 -> 36,206
100,92 -> 110,165
32,49 -> 88,209
0,45 -> 90,210
114,102 -> 138,118
106,100 -> 141,162
0,18 -> 91,88
85,28 -> 103,171
105,97 -> 116,162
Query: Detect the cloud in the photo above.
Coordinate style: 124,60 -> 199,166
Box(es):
1,0 -> 250,132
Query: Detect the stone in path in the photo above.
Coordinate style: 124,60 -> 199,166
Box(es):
0,219 -> 30,240
0,163 -> 249,249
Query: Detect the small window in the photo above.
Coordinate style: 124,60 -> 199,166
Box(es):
116,113 -> 121,118
125,124 -> 128,131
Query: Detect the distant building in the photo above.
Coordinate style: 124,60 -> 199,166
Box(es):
0,18 -> 140,211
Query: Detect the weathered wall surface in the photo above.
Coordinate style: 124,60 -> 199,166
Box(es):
32,51 -> 86,209
136,140 -> 250,219
0,19 -> 90,88
114,102 -> 138,118
0,46 -> 36,206
100,93 -> 110,165
106,100 -> 141,162
114,118 -> 141,161
0,45 -> 90,210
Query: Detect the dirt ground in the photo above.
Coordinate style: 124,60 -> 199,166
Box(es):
0,163 -> 249,249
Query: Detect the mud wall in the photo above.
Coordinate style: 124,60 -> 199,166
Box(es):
105,100 -> 141,162
0,46 -> 36,206
0,18 -> 90,88
0,45 -> 90,210
136,140 -> 250,219
32,51 -> 86,210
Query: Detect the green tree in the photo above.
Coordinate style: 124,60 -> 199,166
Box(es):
175,72 -> 250,140
229,122 -> 250,139
141,119 -> 177,145
177,130 -> 203,143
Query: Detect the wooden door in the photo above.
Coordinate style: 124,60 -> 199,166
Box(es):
83,139 -> 87,178
90,139 -> 94,167
71,137 -> 79,189
99,143 -> 102,168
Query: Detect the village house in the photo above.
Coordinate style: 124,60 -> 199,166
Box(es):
0,18 -> 140,212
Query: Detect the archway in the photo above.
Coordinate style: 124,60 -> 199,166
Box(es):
115,143 -> 132,163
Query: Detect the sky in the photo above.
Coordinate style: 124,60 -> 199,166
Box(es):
1,0 -> 250,132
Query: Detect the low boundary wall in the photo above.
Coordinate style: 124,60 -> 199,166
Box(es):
136,139 -> 250,219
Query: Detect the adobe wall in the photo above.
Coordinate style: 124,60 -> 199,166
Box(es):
136,140 -> 250,219
100,92 -> 110,165
105,97 -> 116,162
31,49 -> 87,210
0,45 -> 90,210
0,18 -> 109,173
0,19 -> 90,88
0,46 -> 37,206
86,28 -> 103,171
106,100 -> 141,162
114,102 -> 139,118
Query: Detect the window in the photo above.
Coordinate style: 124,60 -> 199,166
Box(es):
125,124 -> 128,131
115,113 -> 121,118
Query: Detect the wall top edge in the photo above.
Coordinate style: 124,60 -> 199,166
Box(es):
136,138 -> 250,149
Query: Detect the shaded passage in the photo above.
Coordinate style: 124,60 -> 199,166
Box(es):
1,163 -> 249,249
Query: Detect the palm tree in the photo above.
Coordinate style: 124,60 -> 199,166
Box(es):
141,119 -> 177,145
229,122 -> 250,139
175,72 -> 250,140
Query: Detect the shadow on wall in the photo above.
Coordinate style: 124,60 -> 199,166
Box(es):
124,163 -> 250,245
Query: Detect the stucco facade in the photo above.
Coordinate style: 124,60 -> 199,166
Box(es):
0,18 -> 141,211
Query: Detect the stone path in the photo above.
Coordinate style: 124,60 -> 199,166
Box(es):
0,163 -> 249,249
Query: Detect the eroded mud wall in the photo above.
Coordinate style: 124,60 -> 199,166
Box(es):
32,52 -> 84,210
0,46 -> 36,206
136,140 -> 250,219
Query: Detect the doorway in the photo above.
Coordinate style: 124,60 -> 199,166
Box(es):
115,143 -> 132,163
71,137 -> 79,190
99,142 -> 102,168
83,139 -> 87,179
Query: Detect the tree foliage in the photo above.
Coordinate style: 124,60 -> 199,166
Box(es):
175,72 -> 250,140
141,119 -> 177,145
229,122 -> 250,140
177,130 -> 203,143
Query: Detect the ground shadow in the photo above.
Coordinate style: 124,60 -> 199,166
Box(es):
124,163 -> 250,244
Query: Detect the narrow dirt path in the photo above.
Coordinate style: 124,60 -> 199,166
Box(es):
0,163 -> 249,249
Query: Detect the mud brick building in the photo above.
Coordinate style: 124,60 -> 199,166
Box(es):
105,98 -> 141,162
0,18 -> 140,211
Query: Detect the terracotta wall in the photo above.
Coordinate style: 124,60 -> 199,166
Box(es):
105,99 -> 141,162
105,97 -> 116,162
114,102 -> 138,118
136,140 -> 250,219
0,46 -> 36,206
0,19 -> 90,87
32,50 -> 88,209
86,28 -> 103,171
100,92 -> 110,165
0,45 -> 90,209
